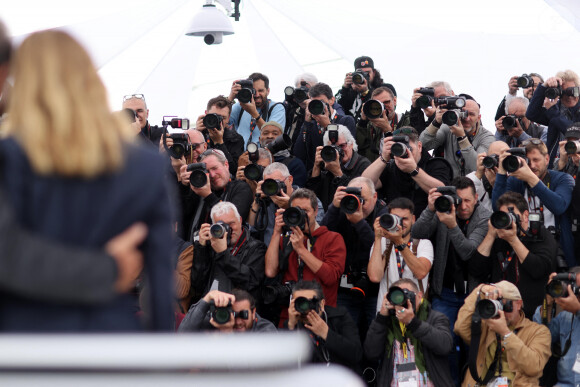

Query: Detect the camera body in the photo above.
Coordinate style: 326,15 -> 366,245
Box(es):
262,178 -> 287,197
283,207 -> 307,231
187,162 -> 208,188
244,143 -> 263,181
262,281 -> 295,306
294,296 -> 320,315
391,135 -> 411,158
363,99 -> 385,119
416,87 -> 435,109
284,85 -> 309,104
236,79 -> 255,103
490,207 -> 520,230
351,70 -> 370,85
517,74 -> 534,89
386,286 -> 416,316
502,147 -> 527,173
266,134 -> 292,155
564,140 -> 580,154
502,114 -> 519,130
210,221 -> 231,239
442,109 -> 468,126
203,113 -> 223,130
483,154 -> 499,169
433,96 -> 466,110
546,272 -> 579,298
167,133 -> 191,159
434,186 -> 462,213
209,300 -> 233,324
476,298 -> 513,319
321,126 -> 343,163
545,85 -> 562,100
340,187 -> 364,214
379,213 -> 402,232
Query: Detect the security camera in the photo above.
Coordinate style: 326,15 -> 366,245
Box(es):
185,3 -> 234,45
203,32 -> 223,45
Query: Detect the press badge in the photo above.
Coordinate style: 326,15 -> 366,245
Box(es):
486,376 -> 508,387
573,352 -> 580,374
396,362 -> 419,387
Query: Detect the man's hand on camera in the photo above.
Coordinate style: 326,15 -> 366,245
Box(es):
485,219 -> 499,239
324,157 -> 343,178
394,150 -> 418,174
343,72 -> 353,89
395,299 -> 415,325
480,284 -> 501,300
496,217 -> 519,244
495,116 -> 506,133
270,189 -> 291,209
210,230 -> 228,254
172,156 -> 186,181
484,310 -> 510,336
368,109 -> 393,134
228,81 -> 241,102
345,202 -> 365,225
312,103 -> 331,128
290,226 -> 307,254
427,187 -> 441,212
450,123 -> 466,138
373,217 -> 387,240
332,186 -> 347,208
179,164 -> 192,187
191,172 -> 212,198
159,134 -> 172,154
195,114 -> 206,132
436,204 -> 457,229
352,77 -> 369,94
198,223 -> 211,247
240,95 -> 259,118
207,125 -> 224,145
304,310 -> 329,340
381,137 -> 394,162
544,76 -> 563,89
273,208 -> 285,234
287,297 -> 301,330
434,107 -> 446,125
379,295 -> 395,316
554,284 -> 580,313
508,75 -> 519,96
508,157 -> 539,187
383,224 -> 405,246
204,289 -> 235,306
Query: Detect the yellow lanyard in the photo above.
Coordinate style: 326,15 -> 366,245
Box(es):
399,322 -> 408,359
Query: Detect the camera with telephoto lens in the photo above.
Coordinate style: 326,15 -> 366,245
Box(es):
565,140 -> 580,154
262,178 -> 286,196
546,272 -> 579,298
283,206 -> 306,230
321,127 -> 343,162
442,109 -> 468,126
390,135 -> 411,158
262,281 -> 295,306
284,85 -> 309,104
502,147 -> 527,173
416,87 -> 435,109
166,132 -> 191,159
490,207 -> 520,230
266,134 -> 292,155
433,96 -> 466,110
294,296 -> 320,315
483,154 -> 499,169
386,286 -> 416,316
379,213 -> 402,232
434,186 -> 462,213
203,113 -> 223,130
210,221 -> 231,239
209,300 -> 233,324
476,298 -> 513,319
236,79 -> 255,103
363,99 -> 385,119
308,99 -> 327,116
517,74 -> 534,88
349,270 -> 372,299
186,162 -> 208,188
340,187 -> 364,214
545,84 -> 562,100
244,143 -> 263,181
351,70 -> 370,85
502,115 -> 519,130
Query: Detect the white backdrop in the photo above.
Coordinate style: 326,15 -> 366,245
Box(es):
3,0 -> 580,131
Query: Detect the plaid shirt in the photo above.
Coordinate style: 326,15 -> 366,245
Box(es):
391,339 -> 434,387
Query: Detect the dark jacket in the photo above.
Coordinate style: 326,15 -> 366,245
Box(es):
139,121 -> 164,147
0,138 -> 174,332
202,128 -> 244,177
274,154 -> 307,188
305,151 -> 371,211
355,112 -> 411,162
364,305 -> 454,386
190,228 -> 266,303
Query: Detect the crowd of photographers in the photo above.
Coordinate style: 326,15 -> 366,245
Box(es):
4,42 -> 579,385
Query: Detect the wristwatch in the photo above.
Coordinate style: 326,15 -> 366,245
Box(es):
409,168 -> 419,177
395,243 -> 407,251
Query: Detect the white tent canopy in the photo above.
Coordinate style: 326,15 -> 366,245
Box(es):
4,0 -> 580,130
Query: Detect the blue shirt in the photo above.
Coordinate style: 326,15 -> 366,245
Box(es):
229,100 -> 286,145
533,306 -> 580,387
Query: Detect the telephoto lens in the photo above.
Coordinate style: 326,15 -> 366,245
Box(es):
308,99 -> 325,116
203,113 -> 222,129
502,115 -> 517,130
294,296 -> 318,315
244,163 -> 264,181
390,135 -> 410,158
340,187 -> 363,214
210,221 -> 231,239
565,140 -> 580,154
502,148 -> 526,173
351,70 -> 367,85
210,301 -> 232,324
262,178 -> 285,196
321,145 -> 340,162
482,155 -> 499,169
187,162 -> 208,188
362,100 -> 384,119
283,207 -> 306,230
476,299 -> 503,319
517,74 -> 534,88
379,214 -> 401,232
490,210 -> 518,230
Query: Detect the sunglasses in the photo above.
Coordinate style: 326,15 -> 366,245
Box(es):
200,148 -> 226,159
233,310 -> 249,320
521,139 -> 543,146
123,94 -> 146,102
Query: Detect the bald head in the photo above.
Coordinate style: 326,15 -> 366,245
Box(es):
187,128 -> 205,143
488,141 -> 510,156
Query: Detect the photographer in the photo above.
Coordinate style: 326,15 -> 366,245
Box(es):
526,70 -> 580,167
292,83 -> 355,171
248,162 -> 324,246
259,121 -> 307,187
492,139 -> 575,267
189,202 -> 265,304
355,86 -> 410,162
494,73 -> 544,121
228,72 -> 285,146
471,192 -> 557,318
178,289 -> 276,333
409,81 -> 455,136
454,281 -> 551,387
122,93 -> 164,147
320,177 -> 386,332
286,280 -> 362,372
495,96 -> 546,147
362,126 -> 452,216
364,279 -> 453,386
533,268 -> 580,387
420,94 -> 495,177
235,147 -> 271,195
466,141 -> 509,212
368,198 -> 433,313
195,95 -> 244,176
178,148 -> 253,239
335,56 -> 396,123
265,188 -> 345,312
284,73 -> 315,145
305,124 -> 370,211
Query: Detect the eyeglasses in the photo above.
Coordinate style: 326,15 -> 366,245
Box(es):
393,128 -> 416,136
123,94 -> 146,102
336,142 -> 349,150
191,142 -> 206,150
521,139 -> 543,146
200,148 -> 226,160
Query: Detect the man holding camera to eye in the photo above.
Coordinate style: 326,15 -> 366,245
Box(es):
286,280 -> 362,372
362,126 -> 452,217
292,83 -> 355,172
122,94 -> 164,147
492,139 -> 576,268
364,278 -> 454,386
228,72 -> 286,146
189,202 -> 265,305
455,281 -> 551,387
265,188 -> 346,318
235,147 -> 272,196
408,81 -> 455,136
305,125 -> 370,211
526,70 -> 580,167
335,56 -> 395,124
420,94 -> 495,178
495,96 -> 546,147
533,268 -> 580,387
178,289 -> 276,332
356,86 -> 411,162
195,95 -> 244,176
319,177 -> 385,333
494,73 -> 545,121
471,192 -> 557,318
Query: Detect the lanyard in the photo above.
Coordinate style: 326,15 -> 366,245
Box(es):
394,241 -> 412,279
297,238 -> 313,281
526,187 -> 544,215
498,249 -> 519,284
230,231 -> 247,256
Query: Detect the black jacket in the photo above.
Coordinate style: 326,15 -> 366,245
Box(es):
202,128 -> 244,177
305,151 -> 371,211
190,228 -> 266,303
364,305 -> 454,386
139,121 -> 164,147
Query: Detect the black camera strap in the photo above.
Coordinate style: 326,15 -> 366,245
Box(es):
468,294 -> 500,385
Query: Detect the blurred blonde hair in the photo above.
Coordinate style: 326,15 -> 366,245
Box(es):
3,30 -> 132,177
556,69 -> 580,87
